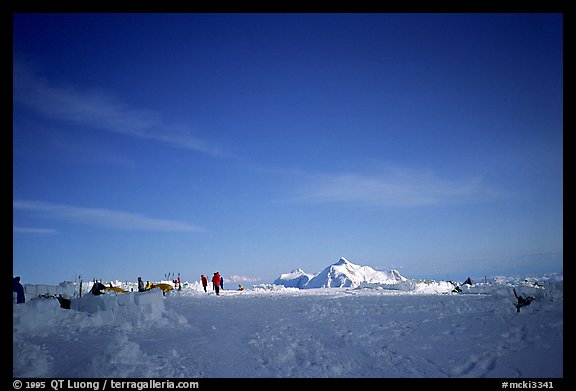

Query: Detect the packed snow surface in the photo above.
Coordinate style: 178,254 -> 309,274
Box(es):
13,274 -> 562,378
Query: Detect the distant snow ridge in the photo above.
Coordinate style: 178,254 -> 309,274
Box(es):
275,257 -> 407,289
273,268 -> 315,289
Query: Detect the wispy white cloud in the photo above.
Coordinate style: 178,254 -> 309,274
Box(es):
13,200 -> 205,233
13,62 -> 226,157
227,275 -> 261,283
290,167 -> 504,208
13,227 -> 60,235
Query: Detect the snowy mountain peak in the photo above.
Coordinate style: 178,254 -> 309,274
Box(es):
273,268 -> 315,289
390,269 -> 404,280
276,258 -> 407,289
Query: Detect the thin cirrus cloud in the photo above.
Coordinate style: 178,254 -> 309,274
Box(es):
13,227 -> 60,235
13,62 -> 226,158
13,200 -> 205,233
291,168 -> 503,208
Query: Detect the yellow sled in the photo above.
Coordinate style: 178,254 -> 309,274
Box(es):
104,286 -> 128,294
146,283 -> 174,293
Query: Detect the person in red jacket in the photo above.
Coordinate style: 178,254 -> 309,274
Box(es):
212,272 -> 221,296
201,274 -> 208,292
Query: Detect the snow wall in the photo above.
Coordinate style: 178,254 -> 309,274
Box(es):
70,288 -> 168,327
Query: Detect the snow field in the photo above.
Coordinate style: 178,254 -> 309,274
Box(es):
13,281 -> 562,378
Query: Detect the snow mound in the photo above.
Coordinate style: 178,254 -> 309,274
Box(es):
252,284 -> 302,293
357,279 -> 456,294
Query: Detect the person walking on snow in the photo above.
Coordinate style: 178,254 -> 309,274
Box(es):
212,272 -> 221,296
201,274 -> 208,292
13,276 -> 25,304
220,275 -> 224,290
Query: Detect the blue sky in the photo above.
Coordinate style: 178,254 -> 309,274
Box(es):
13,13 -> 563,285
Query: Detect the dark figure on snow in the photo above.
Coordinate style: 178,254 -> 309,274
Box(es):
220,275 -> 224,290
13,276 -> 25,304
212,272 -> 221,296
201,274 -> 208,292
138,277 -> 146,292
513,288 -> 535,313
90,281 -> 106,296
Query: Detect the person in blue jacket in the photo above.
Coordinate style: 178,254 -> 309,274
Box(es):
13,276 -> 25,304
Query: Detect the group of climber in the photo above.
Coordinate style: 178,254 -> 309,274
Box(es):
201,272 -> 225,295
136,273 -> 233,296
199,272 -> 244,294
